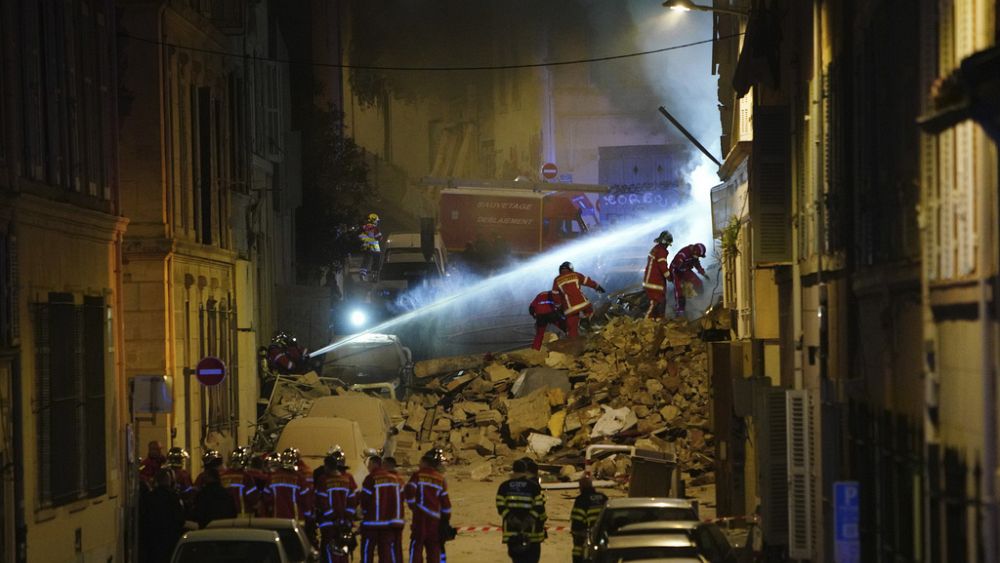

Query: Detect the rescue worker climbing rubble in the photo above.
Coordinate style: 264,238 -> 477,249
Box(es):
668,242 -> 709,316
552,262 -> 605,339
642,230 -> 673,319
405,448 -> 452,563
570,475 -> 608,563
496,459 -> 547,563
528,290 -> 566,350
359,212 -> 383,281
316,446 -> 358,563
266,332 -> 310,375
359,455 -> 405,562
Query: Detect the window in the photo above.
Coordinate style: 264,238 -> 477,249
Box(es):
200,298 -> 237,435
35,293 -> 107,506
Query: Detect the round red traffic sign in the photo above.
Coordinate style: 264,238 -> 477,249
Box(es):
195,356 -> 227,386
541,162 -> 558,180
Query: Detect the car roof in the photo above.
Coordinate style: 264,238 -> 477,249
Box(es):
616,521 -> 703,534
179,528 -> 281,543
605,498 -> 696,509
206,517 -> 300,531
607,534 -> 698,549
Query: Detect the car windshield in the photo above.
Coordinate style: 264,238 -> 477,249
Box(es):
273,529 -> 304,561
603,507 -> 699,533
174,540 -> 282,563
600,545 -> 701,562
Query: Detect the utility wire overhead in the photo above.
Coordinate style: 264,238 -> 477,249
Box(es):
117,32 -> 743,72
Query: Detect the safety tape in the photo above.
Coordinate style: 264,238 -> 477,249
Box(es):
453,526 -> 572,533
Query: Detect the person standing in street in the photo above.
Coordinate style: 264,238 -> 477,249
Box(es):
316,447 -> 358,563
164,447 -> 194,511
265,448 -> 312,522
528,290 -> 566,350
570,475 -> 607,563
668,242 -> 709,317
359,455 -> 405,562
552,262 -> 605,339
139,468 -> 186,563
139,440 -> 166,488
642,231 -> 673,319
383,456 -> 407,563
405,449 -> 452,563
191,466 -> 237,529
496,459 -> 547,563
220,446 -> 259,515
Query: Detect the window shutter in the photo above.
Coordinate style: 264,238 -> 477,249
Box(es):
83,296 -> 106,495
756,385 -> 789,545
34,301 -> 52,503
786,389 -> 815,558
751,105 -> 792,264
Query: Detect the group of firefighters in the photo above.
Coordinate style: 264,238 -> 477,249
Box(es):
138,441 -> 453,563
528,229 -> 708,349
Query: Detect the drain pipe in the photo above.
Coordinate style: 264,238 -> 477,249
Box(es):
979,134 -> 998,563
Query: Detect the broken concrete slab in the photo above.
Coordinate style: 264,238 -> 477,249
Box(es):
506,387 -> 552,438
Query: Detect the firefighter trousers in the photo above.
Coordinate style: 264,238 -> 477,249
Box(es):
361,527 -> 399,563
408,515 -> 442,563
319,520 -> 352,563
531,319 -> 567,350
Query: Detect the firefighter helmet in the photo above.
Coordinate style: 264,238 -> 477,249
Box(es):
279,448 -> 299,471
271,331 -> 290,346
202,449 -> 223,468
655,230 -> 674,245
421,447 -> 448,468
165,447 -> 189,468
230,446 -> 252,468
367,213 -> 380,224
558,261 -> 574,273
693,243 -> 707,257
263,452 -> 281,470
325,446 -> 347,469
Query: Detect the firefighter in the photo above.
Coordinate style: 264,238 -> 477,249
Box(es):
359,213 -> 383,281
267,332 -> 310,375
139,440 -> 166,488
496,459 -> 547,563
194,449 -> 224,490
405,449 -> 452,563
570,475 -> 608,563
552,262 -> 605,339
316,446 -> 358,563
220,446 -> 259,515
164,447 -> 194,506
383,457 -> 407,563
528,290 -> 566,350
191,466 -> 237,529
642,231 -> 673,319
265,448 -> 313,522
359,455 -> 405,562
139,468 -> 186,563
668,243 -> 709,317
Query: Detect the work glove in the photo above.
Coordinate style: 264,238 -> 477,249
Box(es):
595,285 -> 606,293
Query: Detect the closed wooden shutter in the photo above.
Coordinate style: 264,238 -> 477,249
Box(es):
83,296 -> 106,495
751,105 -> 792,264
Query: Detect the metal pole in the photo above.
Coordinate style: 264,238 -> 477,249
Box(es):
657,106 -> 722,167
978,129 -> 998,563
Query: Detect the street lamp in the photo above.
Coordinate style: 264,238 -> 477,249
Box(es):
662,0 -> 749,17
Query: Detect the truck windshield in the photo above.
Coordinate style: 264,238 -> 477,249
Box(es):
379,260 -> 441,281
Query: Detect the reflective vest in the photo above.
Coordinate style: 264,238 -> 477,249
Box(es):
360,468 -> 405,528
553,272 -> 599,315
405,467 -> 451,520
643,244 -> 670,291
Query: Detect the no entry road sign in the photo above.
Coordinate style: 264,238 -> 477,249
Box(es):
541,162 -> 558,180
195,356 -> 226,386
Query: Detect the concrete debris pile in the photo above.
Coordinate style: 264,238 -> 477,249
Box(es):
400,316 -> 714,485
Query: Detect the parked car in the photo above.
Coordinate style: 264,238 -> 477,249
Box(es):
611,521 -> 736,563
170,528 -> 288,563
585,498 -> 700,560
593,533 -> 707,562
320,333 -> 413,391
206,517 -> 318,563
275,416 -> 372,481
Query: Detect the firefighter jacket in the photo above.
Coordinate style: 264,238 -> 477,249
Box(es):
528,291 -> 564,323
570,489 -> 608,532
552,272 -> 600,315
220,469 -> 259,514
496,476 -> 547,543
405,467 -> 452,520
266,468 -> 313,521
643,244 -> 671,291
359,468 -> 405,528
316,470 -> 358,522
172,468 -> 194,498
139,455 -> 165,486
670,244 -> 706,276
359,223 -> 382,253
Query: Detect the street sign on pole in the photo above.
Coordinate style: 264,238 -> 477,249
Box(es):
541,162 -> 558,180
833,481 -> 860,563
195,356 -> 227,386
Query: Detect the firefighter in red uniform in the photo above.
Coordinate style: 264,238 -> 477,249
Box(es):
316,447 -> 358,563
668,243 -> 709,316
642,231 -> 673,319
164,447 -> 195,508
220,446 -> 259,515
194,449 -> 224,491
383,457 -> 407,563
359,213 -> 383,281
528,291 -> 566,350
139,441 -> 166,488
552,262 -> 605,339
359,455 -> 405,563
406,449 -> 452,563
266,448 -> 313,522
266,332 -> 309,375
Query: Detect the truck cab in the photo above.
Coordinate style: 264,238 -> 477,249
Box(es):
373,232 -> 448,305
